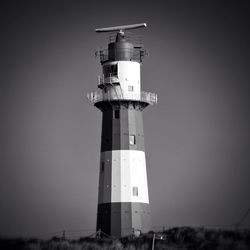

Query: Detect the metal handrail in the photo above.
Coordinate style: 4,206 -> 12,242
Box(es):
87,90 -> 157,105
97,74 -> 119,86
96,47 -> 146,63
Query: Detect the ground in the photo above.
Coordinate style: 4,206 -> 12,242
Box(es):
1,227 -> 250,250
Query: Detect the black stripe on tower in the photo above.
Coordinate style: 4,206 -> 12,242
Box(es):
99,102 -> 146,152
97,202 -> 151,238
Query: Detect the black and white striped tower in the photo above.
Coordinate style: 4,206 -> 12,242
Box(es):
88,23 -> 157,238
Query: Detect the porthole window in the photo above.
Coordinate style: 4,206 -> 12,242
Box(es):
114,110 -> 120,119
129,135 -> 136,145
133,186 -> 138,196
101,162 -> 104,172
128,85 -> 134,91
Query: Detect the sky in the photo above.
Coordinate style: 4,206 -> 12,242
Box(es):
1,0 -> 250,238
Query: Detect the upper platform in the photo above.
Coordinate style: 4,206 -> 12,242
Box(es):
87,90 -> 157,107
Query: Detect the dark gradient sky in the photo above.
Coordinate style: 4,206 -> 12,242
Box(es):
1,0 -> 250,237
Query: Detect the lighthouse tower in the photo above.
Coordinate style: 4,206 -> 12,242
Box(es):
88,23 -> 157,238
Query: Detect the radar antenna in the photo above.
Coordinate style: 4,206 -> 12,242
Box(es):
95,23 -> 147,33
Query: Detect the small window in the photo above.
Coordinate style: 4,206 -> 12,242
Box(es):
101,162 -> 104,172
133,187 -> 138,196
128,86 -> 134,91
129,135 -> 136,145
114,110 -> 120,119
103,64 -> 118,78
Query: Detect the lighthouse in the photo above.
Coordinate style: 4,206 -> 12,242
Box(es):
88,23 -> 157,238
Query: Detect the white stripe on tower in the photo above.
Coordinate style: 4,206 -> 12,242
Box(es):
98,150 -> 149,204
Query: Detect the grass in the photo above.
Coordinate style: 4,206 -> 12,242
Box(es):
0,227 -> 250,250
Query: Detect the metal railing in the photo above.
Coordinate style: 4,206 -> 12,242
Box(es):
96,48 -> 146,64
97,49 -> 108,63
97,74 -> 118,86
87,90 -> 157,105
107,33 -> 143,45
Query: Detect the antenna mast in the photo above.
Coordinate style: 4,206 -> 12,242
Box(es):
95,23 -> 147,33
